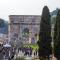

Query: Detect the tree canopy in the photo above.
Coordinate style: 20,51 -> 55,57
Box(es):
38,6 -> 52,59
0,19 -> 8,34
54,9 -> 60,59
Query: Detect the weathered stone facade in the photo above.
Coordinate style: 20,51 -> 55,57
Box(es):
9,15 -> 41,44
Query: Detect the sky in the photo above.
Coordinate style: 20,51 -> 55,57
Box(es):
0,0 -> 60,21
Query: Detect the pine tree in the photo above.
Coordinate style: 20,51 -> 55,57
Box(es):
38,6 -> 52,60
54,10 -> 60,60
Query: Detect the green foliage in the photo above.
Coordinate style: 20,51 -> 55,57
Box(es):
51,16 -> 56,25
0,19 -> 5,27
54,9 -> 60,58
22,28 -> 29,37
0,19 -> 8,33
23,44 -> 39,50
38,6 -> 52,58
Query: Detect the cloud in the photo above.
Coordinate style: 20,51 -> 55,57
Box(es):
0,0 -> 59,21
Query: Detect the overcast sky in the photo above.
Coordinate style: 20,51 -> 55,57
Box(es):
0,0 -> 60,21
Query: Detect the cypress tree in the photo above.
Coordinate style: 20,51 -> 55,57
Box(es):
54,10 -> 60,60
38,6 -> 52,60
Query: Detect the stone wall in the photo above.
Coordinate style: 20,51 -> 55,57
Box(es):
9,15 -> 41,44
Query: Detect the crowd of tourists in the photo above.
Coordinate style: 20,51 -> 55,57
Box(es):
18,47 -> 38,57
0,43 -> 38,60
0,44 -> 15,60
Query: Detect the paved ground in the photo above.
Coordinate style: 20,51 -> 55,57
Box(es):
18,51 -> 24,57
52,56 -> 57,60
17,51 -> 33,60
15,51 -> 58,60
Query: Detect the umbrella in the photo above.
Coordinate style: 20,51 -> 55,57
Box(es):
3,43 -> 11,47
